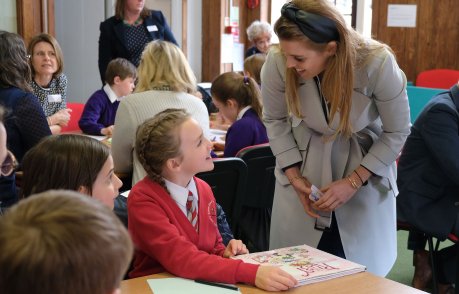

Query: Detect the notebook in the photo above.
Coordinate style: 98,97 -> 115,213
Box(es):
232,244 -> 366,286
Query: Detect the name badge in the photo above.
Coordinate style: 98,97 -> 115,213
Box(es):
48,94 -> 62,103
147,25 -> 158,32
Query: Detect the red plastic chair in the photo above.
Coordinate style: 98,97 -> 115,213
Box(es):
415,69 -> 459,89
60,102 -> 85,133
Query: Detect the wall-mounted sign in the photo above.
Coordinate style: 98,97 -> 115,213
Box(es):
387,4 -> 417,28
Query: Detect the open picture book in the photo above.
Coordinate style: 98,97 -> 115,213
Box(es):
232,244 -> 366,286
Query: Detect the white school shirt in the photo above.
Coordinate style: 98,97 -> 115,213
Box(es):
165,178 -> 199,217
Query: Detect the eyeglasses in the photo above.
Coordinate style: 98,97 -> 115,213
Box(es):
1,150 -> 18,177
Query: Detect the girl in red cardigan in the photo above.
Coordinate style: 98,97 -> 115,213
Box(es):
128,108 -> 297,291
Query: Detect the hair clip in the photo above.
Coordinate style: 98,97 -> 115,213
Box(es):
243,76 -> 249,85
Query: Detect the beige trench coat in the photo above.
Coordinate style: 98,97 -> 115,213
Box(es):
262,48 -> 410,276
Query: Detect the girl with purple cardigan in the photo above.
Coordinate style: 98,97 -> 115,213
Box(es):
79,58 -> 136,136
211,72 -> 268,157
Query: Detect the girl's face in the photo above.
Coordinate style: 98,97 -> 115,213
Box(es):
31,41 -> 58,77
125,0 -> 145,15
254,32 -> 271,54
0,123 -> 7,168
90,155 -> 122,209
176,118 -> 214,178
280,39 -> 336,80
212,97 -> 239,123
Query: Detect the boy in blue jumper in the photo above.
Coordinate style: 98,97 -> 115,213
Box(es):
79,58 -> 136,136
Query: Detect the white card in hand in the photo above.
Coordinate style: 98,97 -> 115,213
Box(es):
309,185 -> 323,202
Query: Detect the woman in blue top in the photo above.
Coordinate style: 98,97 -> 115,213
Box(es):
211,72 -> 268,157
0,31 -> 51,209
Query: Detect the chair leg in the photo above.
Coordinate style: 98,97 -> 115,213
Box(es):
427,236 -> 438,294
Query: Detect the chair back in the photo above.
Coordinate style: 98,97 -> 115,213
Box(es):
236,143 -> 276,208
406,86 -> 443,123
416,69 -> 459,89
61,102 -> 85,133
236,143 -> 276,252
196,157 -> 247,232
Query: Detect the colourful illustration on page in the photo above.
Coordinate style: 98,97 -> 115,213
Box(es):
232,244 -> 365,285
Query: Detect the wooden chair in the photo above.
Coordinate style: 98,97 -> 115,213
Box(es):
416,69 -> 459,90
196,157 -> 247,233
236,143 -> 276,252
60,102 -> 85,133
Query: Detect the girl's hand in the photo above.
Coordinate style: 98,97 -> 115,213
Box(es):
255,266 -> 298,291
223,239 -> 248,258
313,178 -> 357,211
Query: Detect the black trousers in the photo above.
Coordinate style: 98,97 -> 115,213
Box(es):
408,230 -> 457,283
317,212 -> 346,259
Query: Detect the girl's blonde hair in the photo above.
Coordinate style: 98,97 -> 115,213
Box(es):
244,53 -> 266,85
135,108 -> 190,193
211,72 -> 263,119
275,0 -> 389,137
135,40 -> 197,94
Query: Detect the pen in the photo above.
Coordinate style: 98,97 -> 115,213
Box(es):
195,280 -> 239,291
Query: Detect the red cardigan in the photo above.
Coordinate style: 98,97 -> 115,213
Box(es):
128,176 -> 259,284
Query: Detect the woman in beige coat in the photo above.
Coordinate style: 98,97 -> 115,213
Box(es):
263,0 -> 410,276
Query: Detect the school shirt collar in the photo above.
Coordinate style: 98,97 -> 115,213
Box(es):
103,84 -> 121,103
237,106 -> 251,120
165,177 -> 199,216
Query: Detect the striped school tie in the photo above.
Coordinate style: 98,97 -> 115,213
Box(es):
186,190 -> 198,231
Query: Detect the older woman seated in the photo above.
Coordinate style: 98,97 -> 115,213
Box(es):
245,20 -> 273,58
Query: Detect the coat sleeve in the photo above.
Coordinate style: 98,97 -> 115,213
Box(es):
261,50 -> 302,169
156,11 -> 178,45
112,100 -> 135,173
360,50 -> 411,175
420,102 -> 459,184
98,20 -> 113,84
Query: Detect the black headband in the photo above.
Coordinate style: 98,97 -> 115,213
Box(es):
281,2 -> 339,43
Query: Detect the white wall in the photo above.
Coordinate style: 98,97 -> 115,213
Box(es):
0,0 -> 17,33
55,0 -> 105,103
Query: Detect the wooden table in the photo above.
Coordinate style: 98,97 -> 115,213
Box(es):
120,272 -> 427,294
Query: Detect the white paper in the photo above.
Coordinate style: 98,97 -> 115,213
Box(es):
387,4 -> 417,28
221,34 -> 233,63
147,278 -> 240,294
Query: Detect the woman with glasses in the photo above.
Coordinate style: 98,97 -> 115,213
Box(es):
0,31 -> 51,211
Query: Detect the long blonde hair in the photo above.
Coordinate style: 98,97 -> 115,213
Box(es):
135,40 -> 197,94
275,0 -> 388,137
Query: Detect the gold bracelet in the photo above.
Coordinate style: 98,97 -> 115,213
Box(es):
347,176 -> 361,189
353,170 -> 364,185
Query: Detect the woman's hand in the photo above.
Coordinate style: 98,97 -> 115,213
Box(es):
255,266 -> 298,291
290,176 -> 320,218
284,166 -> 318,218
313,178 -> 357,211
49,108 -> 72,126
223,239 -> 248,258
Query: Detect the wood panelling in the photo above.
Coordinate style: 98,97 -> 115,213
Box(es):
17,0 -> 55,45
372,0 -> 459,83
202,0 -> 225,82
